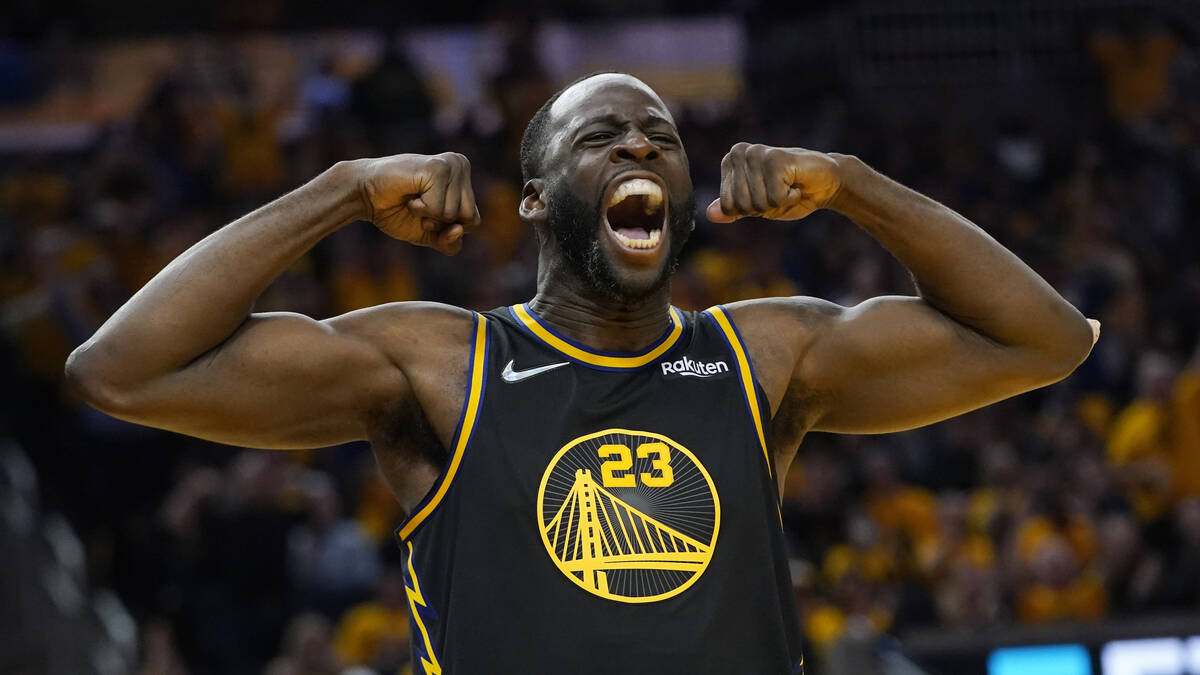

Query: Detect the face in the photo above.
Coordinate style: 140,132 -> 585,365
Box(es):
529,75 -> 695,302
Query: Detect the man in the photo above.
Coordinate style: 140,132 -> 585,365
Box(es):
66,73 -> 1098,673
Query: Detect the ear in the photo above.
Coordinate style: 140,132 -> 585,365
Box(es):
520,179 -> 547,224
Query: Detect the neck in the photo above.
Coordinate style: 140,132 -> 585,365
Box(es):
530,271 -> 674,353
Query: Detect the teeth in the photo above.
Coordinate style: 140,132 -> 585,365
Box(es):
608,178 -> 663,211
612,228 -> 662,249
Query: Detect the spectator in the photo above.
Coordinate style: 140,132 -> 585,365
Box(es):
288,472 -> 381,617
265,612 -> 342,675
1015,534 -> 1107,623
1096,510 -> 1164,613
1157,496 -> 1200,608
1089,22 -> 1180,123
334,565 -> 410,671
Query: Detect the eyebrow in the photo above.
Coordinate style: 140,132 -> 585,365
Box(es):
574,112 -> 676,134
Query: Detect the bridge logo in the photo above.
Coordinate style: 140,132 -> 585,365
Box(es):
536,428 -> 720,603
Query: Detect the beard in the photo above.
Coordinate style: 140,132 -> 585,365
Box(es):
545,182 -> 695,304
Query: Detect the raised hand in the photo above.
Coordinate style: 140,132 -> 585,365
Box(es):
357,152 -> 482,255
706,143 -> 844,223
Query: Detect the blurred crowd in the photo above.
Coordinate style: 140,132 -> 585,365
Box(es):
2,11 -> 1199,675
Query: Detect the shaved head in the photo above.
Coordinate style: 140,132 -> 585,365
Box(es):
520,71 -> 670,183
548,73 -> 669,123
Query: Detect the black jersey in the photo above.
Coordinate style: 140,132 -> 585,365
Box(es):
395,304 -> 805,674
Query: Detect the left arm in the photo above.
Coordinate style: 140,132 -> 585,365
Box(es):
708,144 -> 1098,433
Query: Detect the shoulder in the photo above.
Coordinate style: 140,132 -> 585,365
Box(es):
324,301 -> 477,368
720,296 -> 845,356
722,295 -> 844,324
715,296 -> 846,413
329,302 -> 482,457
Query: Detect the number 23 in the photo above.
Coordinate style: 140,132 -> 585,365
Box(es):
598,442 -> 674,488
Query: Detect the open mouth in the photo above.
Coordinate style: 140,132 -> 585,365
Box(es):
604,177 -> 666,251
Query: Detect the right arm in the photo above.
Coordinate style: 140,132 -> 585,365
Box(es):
64,153 -> 479,449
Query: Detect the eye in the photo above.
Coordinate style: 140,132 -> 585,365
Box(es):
651,134 -> 677,145
583,132 -> 615,143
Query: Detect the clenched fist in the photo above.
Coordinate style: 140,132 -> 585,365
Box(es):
356,152 -> 481,255
706,144 -> 844,223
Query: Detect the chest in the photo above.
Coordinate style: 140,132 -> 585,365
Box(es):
462,319 -> 773,525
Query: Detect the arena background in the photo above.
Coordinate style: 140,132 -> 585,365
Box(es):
2,0 -> 1199,673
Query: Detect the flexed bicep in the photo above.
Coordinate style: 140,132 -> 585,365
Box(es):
93,310 -> 410,449
797,296 -> 1093,434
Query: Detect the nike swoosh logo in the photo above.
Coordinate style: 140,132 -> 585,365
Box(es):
501,359 -> 570,383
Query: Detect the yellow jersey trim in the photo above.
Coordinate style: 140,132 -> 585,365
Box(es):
397,315 -> 488,541
511,303 -> 684,369
404,541 -> 444,674
706,306 -> 772,476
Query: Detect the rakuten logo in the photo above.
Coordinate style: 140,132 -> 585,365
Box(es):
660,356 -> 730,379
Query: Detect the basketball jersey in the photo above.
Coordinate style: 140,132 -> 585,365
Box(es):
395,303 -> 805,674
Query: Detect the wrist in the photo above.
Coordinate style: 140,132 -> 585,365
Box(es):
319,159 -> 373,226
823,153 -> 868,216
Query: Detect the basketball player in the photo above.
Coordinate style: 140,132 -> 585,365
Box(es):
66,73 -> 1098,673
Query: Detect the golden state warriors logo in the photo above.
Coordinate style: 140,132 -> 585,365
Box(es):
537,428 -> 720,603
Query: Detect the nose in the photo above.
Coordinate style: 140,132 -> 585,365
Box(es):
610,132 -> 660,163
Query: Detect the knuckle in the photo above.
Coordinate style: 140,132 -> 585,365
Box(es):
763,148 -> 785,169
